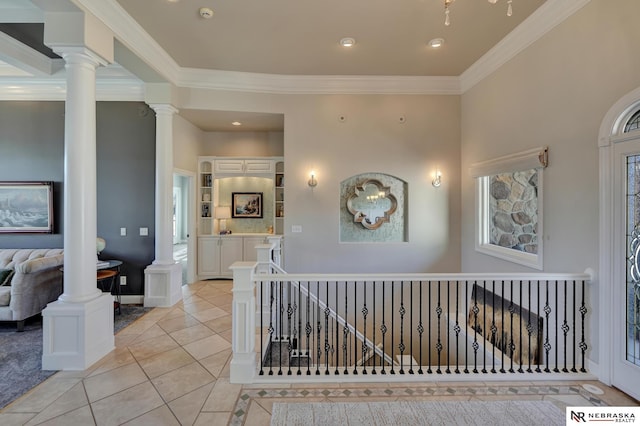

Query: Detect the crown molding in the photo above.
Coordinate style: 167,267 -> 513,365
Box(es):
460,0 -> 591,93
0,64 -> 144,101
70,0 -> 181,83
2,0 -> 588,96
0,31 -> 63,76
179,68 -> 461,95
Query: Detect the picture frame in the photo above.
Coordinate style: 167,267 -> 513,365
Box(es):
232,192 -> 263,218
0,181 -> 54,233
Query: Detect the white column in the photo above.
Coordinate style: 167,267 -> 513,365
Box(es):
144,104 -> 182,307
230,262 -> 257,384
151,104 -> 178,264
59,50 -> 102,304
42,49 -> 114,370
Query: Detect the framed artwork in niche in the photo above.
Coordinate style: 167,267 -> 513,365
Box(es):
232,192 -> 263,218
0,181 -> 54,233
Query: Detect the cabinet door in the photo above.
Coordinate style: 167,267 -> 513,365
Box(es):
214,159 -> 244,174
220,237 -> 244,276
198,237 -> 220,276
243,237 -> 266,262
244,159 -> 274,174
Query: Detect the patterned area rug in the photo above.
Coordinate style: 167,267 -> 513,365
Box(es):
271,400 -> 565,426
0,305 -> 151,410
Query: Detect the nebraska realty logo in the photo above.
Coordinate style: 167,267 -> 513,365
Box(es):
567,407 -> 639,423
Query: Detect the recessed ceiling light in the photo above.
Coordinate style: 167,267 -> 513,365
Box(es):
428,38 -> 445,48
340,37 -> 356,48
231,121 -> 242,126
166,0 -> 180,3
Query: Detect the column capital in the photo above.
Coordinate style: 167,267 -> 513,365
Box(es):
148,104 -> 179,116
56,46 -> 109,69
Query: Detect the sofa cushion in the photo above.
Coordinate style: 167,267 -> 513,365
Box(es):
16,254 -> 64,274
0,268 -> 14,286
0,286 -> 10,306
0,249 -> 63,270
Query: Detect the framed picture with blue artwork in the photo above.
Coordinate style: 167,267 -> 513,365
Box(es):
0,181 -> 54,233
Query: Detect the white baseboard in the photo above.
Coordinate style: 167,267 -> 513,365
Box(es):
121,295 -> 145,305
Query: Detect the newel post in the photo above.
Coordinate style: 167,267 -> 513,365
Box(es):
229,262 -> 257,384
255,243 -> 274,324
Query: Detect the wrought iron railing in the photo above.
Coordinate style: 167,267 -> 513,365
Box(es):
229,246 -> 592,383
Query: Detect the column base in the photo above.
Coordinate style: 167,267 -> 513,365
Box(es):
143,262 -> 182,307
42,293 -> 114,371
230,352 -> 257,384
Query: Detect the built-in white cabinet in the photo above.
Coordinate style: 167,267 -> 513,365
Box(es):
198,156 -> 283,237
198,235 -> 281,278
198,236 -> 244,278
214,158 -> 274,175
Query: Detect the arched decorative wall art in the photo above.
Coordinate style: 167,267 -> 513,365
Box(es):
340,173 -> 407,243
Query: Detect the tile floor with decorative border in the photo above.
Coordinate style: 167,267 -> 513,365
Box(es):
0,280 -> 637,425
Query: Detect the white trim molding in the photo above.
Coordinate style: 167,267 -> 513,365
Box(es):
66,0 -> 589,96
597,85 -> 640,388
472,147 -> 548,270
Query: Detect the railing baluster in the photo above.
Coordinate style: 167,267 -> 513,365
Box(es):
472,281 -> 478,374
446,280 -> 451,374
544,280 -> 551,373
305,281 -> 311,376
353,281 -> 358,375
572,280 -> 578,373
278,279 -> 283,375
335,282 -> 339,374
526,280 -> 533,373
381,281 -> 387,374
362,281 -> 368,374
315,281 -> 321,375
454,280 -> 460,374
259,280 -> 264,376
343,281 -> 349,375
580,280 -> 587,372
517,280 -> 524,374
428,280 -> 432,374
490,280 -> 496,374
499,280 -> 505,374
464,281 -> 469,374
372,280 -> 377,375
418,280 -> 424,374
481,280 -> 487,374
391,281 -> 396,375
554,281 -> 559,373
409,281 -> 414,374
436,280 -> 442,374
399,281 -> 405,374
562,280 -> 569,373
296,280 -> 302,375
536,280 -> 542,373
508,280 -> 515,373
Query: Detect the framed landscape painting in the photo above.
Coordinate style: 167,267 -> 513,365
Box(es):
0,181 -> 54,233
232,192 -> 263,218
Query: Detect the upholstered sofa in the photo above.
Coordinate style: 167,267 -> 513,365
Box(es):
0,249 -> 64,331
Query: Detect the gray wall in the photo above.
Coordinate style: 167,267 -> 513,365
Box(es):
0,101 -> 156,296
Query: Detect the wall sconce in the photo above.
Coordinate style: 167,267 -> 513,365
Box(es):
215,206 -> 231,234
432,169 -> 442,187
308,171 -> 318,188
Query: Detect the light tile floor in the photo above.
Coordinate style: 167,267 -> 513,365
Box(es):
0,280 -> 637,425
